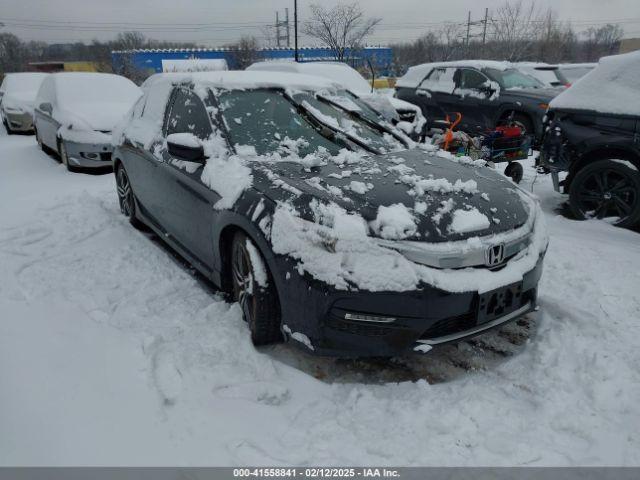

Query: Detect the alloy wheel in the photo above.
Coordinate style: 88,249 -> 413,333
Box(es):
232,241 -> 257,326
116,167 -> 134,217
575,168 -> 637,222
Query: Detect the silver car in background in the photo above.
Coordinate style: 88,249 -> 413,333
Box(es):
33,72 -> 141,171
0,72 -> 49,134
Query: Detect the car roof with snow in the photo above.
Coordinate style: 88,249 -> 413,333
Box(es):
247,61 -> 372,94
396,60 -> 513,88
549,50 -> 640,116
141,70 -> 341,93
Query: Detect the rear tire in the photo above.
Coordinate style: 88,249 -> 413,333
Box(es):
568,159 -> 640,228
116,163 -> 145,230
231,231 -> 283,346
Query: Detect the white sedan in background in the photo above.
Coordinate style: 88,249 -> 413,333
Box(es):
33,72 -> 142,171
247,60 -> 427,140
0,72 -> 49,134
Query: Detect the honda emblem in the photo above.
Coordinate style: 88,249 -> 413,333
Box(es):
485,244 -> 505,267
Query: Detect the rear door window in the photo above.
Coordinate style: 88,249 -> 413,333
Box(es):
419,67 -> 456,93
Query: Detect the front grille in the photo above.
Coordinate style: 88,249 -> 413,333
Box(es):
100,152 -> 112,161
326,316 -> 393,337
419,310 -> 477,340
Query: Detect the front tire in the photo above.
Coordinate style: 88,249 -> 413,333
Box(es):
231,231 -> 283,346
116,164 -> 145,230
568,159 -> 640,228
58,139 -> 75,172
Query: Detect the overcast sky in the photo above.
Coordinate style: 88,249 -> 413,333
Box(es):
1,0 -> 639,46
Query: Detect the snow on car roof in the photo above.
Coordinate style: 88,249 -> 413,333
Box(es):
145,70 -> 340,92
52,72 -> 141,106
396,60 -> 512,88
549,51 -> 640,116
247,61 -> 372,94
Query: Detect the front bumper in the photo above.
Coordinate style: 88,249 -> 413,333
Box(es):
275,253 -> 545,357
3,110 -> 34,132
64,140 -> 113,168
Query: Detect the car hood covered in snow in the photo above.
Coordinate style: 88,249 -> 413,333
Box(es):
252,148 -> 529,243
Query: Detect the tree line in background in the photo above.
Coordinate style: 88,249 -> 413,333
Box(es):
391,0 -> 624,74
0,0 -> 627,81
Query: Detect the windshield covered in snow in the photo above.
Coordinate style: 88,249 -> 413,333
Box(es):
217,89 -> 342,157
485,68 -> 544,89
293,91 -> 405,154
320,90 -> 385,125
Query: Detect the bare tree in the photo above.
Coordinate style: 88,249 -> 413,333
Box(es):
0,33 -> 26,73
225,36 -> 261,70
489,0 -> 544,61
303,2 -> 381,61
581,24 -> 624,61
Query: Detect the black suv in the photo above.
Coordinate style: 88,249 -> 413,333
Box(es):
540,107 -> 640,227
540,53 -> 640,228
395,61 -> 560,142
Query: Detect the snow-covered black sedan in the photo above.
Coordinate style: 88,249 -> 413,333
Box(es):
112,71 -> 548,357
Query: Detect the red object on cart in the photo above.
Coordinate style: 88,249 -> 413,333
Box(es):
495,125 -> 522,138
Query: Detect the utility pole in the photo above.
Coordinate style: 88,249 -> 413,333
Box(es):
285,8 -> 290,48
466,11 -> 471,52
294,0 -> 299,62
275,10 -> 289,48
482,8 -> 488,46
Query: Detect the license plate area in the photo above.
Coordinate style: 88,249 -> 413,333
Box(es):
478,283 -> 523,325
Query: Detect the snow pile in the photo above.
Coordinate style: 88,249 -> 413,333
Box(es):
550,50 -> 640,115
199,134 -> 253,210
59,128 -> 112,145
371,204 -> 417,240
448,208 -> 491,234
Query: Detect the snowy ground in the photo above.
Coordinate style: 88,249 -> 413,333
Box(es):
1,126 -> 639,466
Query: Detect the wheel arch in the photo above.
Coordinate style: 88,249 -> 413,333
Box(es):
567,146 -> 640,189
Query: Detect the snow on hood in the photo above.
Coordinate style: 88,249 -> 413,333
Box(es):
252,146 -> 528,243
58,102 -> 139,132
549,50 -> 640,116
270,186 -> 547,293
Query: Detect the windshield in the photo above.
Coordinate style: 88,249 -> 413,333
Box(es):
485,68 -> 544,89
320,90 -> 386,125
57,74 -> 141,106
293,91 -> 405,154
217,89 -> 342,157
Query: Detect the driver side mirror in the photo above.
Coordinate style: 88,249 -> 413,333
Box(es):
39,102 -> 53,115
166,133 -> 206,163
